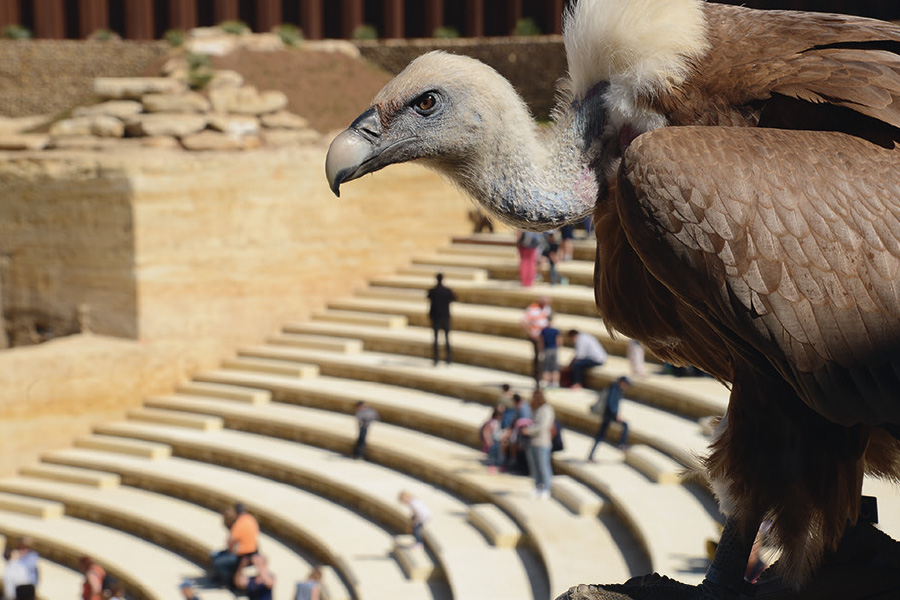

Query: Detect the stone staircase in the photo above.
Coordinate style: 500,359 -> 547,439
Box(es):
3,232 -> 898,600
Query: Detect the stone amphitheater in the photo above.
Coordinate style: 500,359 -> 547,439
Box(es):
1,32 -> 899,600
1,231 -> 898,599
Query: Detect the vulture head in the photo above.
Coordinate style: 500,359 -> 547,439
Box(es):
326,50 -> 602,230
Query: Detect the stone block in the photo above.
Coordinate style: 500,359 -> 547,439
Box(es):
126,113 -> 207,138
551,475 -> 604,517
94,77 -> 186,100
0,134 -> 50,151
0,491 -> 64,519
208,70 -> 244,90
49,115 -> 124,138
142,136 -> 181,150
262,129 -> 321,147
467,503 -> 521,548
261,110 -> 310,130
240,33 -> 284,52
73,100 -> 144,119
209,86 -> 288,116
142,92 -> 211,114
185,36 -> 238,57
207,115 -> 260,136
181,131 -> 262,151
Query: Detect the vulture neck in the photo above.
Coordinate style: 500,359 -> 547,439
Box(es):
450,85 -> 606,231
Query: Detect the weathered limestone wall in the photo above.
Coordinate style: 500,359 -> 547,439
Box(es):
0,334 -> 203,476
0,143 -> 471,474
0,157 -> 139,342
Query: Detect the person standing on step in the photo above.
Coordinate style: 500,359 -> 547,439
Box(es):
294,566 -> 323,600
522,389 -> 556,498
539,315 -> 562,388
520,296 -> 552,385
426,272 -> 456,366
587,376 -> 631,461
398,491 -> 431,549
352,401 -> 379,460
4,536 -> 39,600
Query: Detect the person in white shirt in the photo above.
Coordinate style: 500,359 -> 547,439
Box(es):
566,329 -> 608,389
522,390 -> 556,498
398,491 -> 431,548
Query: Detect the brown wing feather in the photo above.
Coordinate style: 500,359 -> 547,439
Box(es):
609,125 -> 900,582
662,4 -> 900,131
618,126 -> 900,427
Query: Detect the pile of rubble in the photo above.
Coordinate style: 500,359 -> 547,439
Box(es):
0,48 -> 324,152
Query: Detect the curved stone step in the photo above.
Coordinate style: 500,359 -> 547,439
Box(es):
38,447 -> 435,600
141,375 -> 722,586
324,295 -> 634,358
0,508 -> 232,600
95,396 -> 638,597
285,314 -> 728,420
0,473 -> 317,600
367,275 -> 600,317
85,417 -> 538,600
412,252 -> 595,286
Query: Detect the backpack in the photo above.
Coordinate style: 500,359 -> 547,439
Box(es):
551,419 -> 564,452
100,571 -> 117,595
590,387 -> 609,416
518,231 -> 542,248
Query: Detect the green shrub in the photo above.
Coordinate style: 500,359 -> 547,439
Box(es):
274,23 -> 303,46
433,26 -> 460,39
186,53 -> 214,90
219,20 -> 250,35
2,24 -> 32,40
513,17 -> 541,37
352,24 -> 378,40
164,28 -> 186,47
88,28 -> 120,41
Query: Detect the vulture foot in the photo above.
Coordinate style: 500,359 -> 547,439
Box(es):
556,523 -> 900,600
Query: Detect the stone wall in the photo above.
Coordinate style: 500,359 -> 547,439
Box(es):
0,37 -> 567,123
0,40 -> 169,118
0,144 -> 472,474
356,36 -> 567,120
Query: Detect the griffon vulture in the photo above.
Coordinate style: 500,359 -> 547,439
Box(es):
326,0 -> 900,597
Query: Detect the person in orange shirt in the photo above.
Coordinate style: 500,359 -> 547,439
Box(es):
229,503 -> 259,557
210,503 -> 259,586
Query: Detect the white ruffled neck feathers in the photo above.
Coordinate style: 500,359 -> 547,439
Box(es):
564,0 -> 709,101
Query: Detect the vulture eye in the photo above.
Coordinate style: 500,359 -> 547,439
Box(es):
412,93 -> 439,115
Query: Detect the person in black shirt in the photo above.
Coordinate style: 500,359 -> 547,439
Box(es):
427,273 -> 456,366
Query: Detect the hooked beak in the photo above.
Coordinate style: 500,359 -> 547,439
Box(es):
325,107 -> 383,197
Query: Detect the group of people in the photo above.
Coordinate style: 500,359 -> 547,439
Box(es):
520,295 -> 611,389
2,536 -> 38,600
481,385 -> 559,498
2,540 -> 124,600
516,224 -> 583,287
190,502 -> 323,600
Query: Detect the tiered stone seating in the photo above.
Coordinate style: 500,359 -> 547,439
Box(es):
38,445 -> 431,600
124,365 -> 719,588
83,398 -> 634,594
14,231 -> 898,600
0,508 -> 234,600
0,470 -> 314,600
